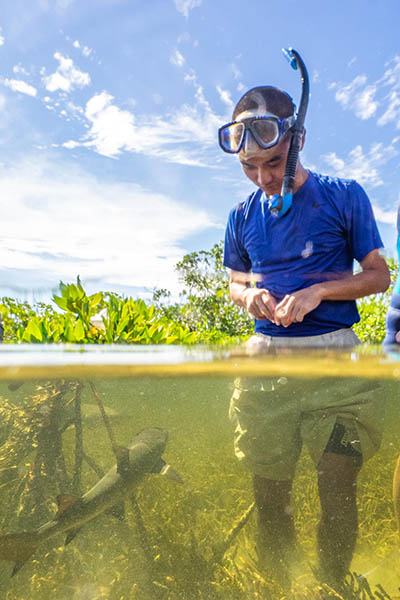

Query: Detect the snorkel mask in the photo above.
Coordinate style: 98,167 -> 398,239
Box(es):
218,48 -> 310,217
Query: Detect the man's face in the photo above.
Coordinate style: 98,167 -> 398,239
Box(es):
238,135 -> 291,198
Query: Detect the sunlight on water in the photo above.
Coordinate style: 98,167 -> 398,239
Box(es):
0,345 -> 399,599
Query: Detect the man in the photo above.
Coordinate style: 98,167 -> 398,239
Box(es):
220,85 -> 390,587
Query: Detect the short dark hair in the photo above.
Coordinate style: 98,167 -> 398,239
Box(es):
233,86 -> 296,121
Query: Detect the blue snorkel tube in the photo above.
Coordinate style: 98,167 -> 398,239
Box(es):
268,48 -> 310,217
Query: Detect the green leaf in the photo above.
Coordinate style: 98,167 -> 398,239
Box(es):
53,295 -> 68,311
24,319 -> 43,343
73,319 -> 86,342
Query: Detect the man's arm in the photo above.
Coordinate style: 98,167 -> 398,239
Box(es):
274,249 -> 390,327
229,270 -> 277,322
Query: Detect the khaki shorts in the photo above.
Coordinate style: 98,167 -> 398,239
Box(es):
229,330 -> 384,480
244,327 -> 361,350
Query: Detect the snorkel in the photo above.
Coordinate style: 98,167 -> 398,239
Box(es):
268,48 -> 310,217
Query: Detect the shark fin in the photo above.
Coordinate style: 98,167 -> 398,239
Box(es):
159,462 -> 184,484
65,527 -> 83,545
116,446 -> 131,477
0,532 -> 39,576
106,502 -> 126,521
56,494 -> 79,516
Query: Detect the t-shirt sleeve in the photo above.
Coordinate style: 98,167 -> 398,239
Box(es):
345,181 -> 384,263
223,206 -> 252,273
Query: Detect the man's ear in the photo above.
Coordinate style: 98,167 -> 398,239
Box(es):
300,128 -> 306,151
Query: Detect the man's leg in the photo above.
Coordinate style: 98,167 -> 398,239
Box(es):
317,451 -> 362,586
253,474 -> 295,583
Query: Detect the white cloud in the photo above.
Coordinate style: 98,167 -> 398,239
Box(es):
331,75 -> 378,119
73,39 -> 93,58
62,140 -> 80,149
0,156 -> 220,295
63,72 -> 226,166
376,57 -> 400,127
312,70 -> 320,83
331,56 -> 400,127
174,0 -> 202,18
0,33 -> 4,46
216,86 -> 234,109
321,142 -> 397,188
372,204 -> 398,225
82,91 -> 137,157
381,55 -> 400,89
378,91 -> 400,127
13,64 -> 29,76
43,52 -> 90,93
353,85 -> 378,119
170,49 -> 185,68
3,78 -> 37,97
232,63 -> 241,80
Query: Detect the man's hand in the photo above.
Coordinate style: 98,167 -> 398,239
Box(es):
274,286 -> 323,327
241,288 -> 278,322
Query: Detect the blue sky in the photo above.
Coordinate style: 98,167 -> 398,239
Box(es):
0,0 -> 399,302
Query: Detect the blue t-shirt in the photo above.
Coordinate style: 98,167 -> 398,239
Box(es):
224,171 -> 384,336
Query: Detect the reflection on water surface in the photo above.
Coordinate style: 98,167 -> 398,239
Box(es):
0,345 -> 399,599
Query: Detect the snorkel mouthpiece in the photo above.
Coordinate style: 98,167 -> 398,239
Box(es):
269,192 -> 293,218
269,47 -> 310,218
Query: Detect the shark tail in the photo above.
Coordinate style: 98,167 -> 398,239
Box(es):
0,532 -> 39,576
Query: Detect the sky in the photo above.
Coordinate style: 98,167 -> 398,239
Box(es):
0,0 -> 399,303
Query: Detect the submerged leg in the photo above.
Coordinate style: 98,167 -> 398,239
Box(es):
317,451 -> 362,587
253,474 -> 295,584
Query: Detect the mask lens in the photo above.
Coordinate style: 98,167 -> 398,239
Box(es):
219,122 -> 245,153
252,118 -> 280,147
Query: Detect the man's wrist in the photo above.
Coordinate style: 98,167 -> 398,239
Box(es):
239,286 -> 252,307
312,283 -> 326,301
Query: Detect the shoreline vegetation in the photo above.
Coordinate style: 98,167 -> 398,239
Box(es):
0,243 -> 396,345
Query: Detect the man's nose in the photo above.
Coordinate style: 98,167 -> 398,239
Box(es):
256,168 -> 273,188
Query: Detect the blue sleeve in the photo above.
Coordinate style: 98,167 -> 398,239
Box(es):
223,206 -> 251,273
344,181 -> 384,263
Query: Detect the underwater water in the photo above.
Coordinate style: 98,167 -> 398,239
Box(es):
0,346 -> 399,599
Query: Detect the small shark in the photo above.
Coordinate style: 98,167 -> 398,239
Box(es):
0,428 -> 182,575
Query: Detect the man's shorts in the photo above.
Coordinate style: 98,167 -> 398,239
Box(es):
229,329 -> 385,480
